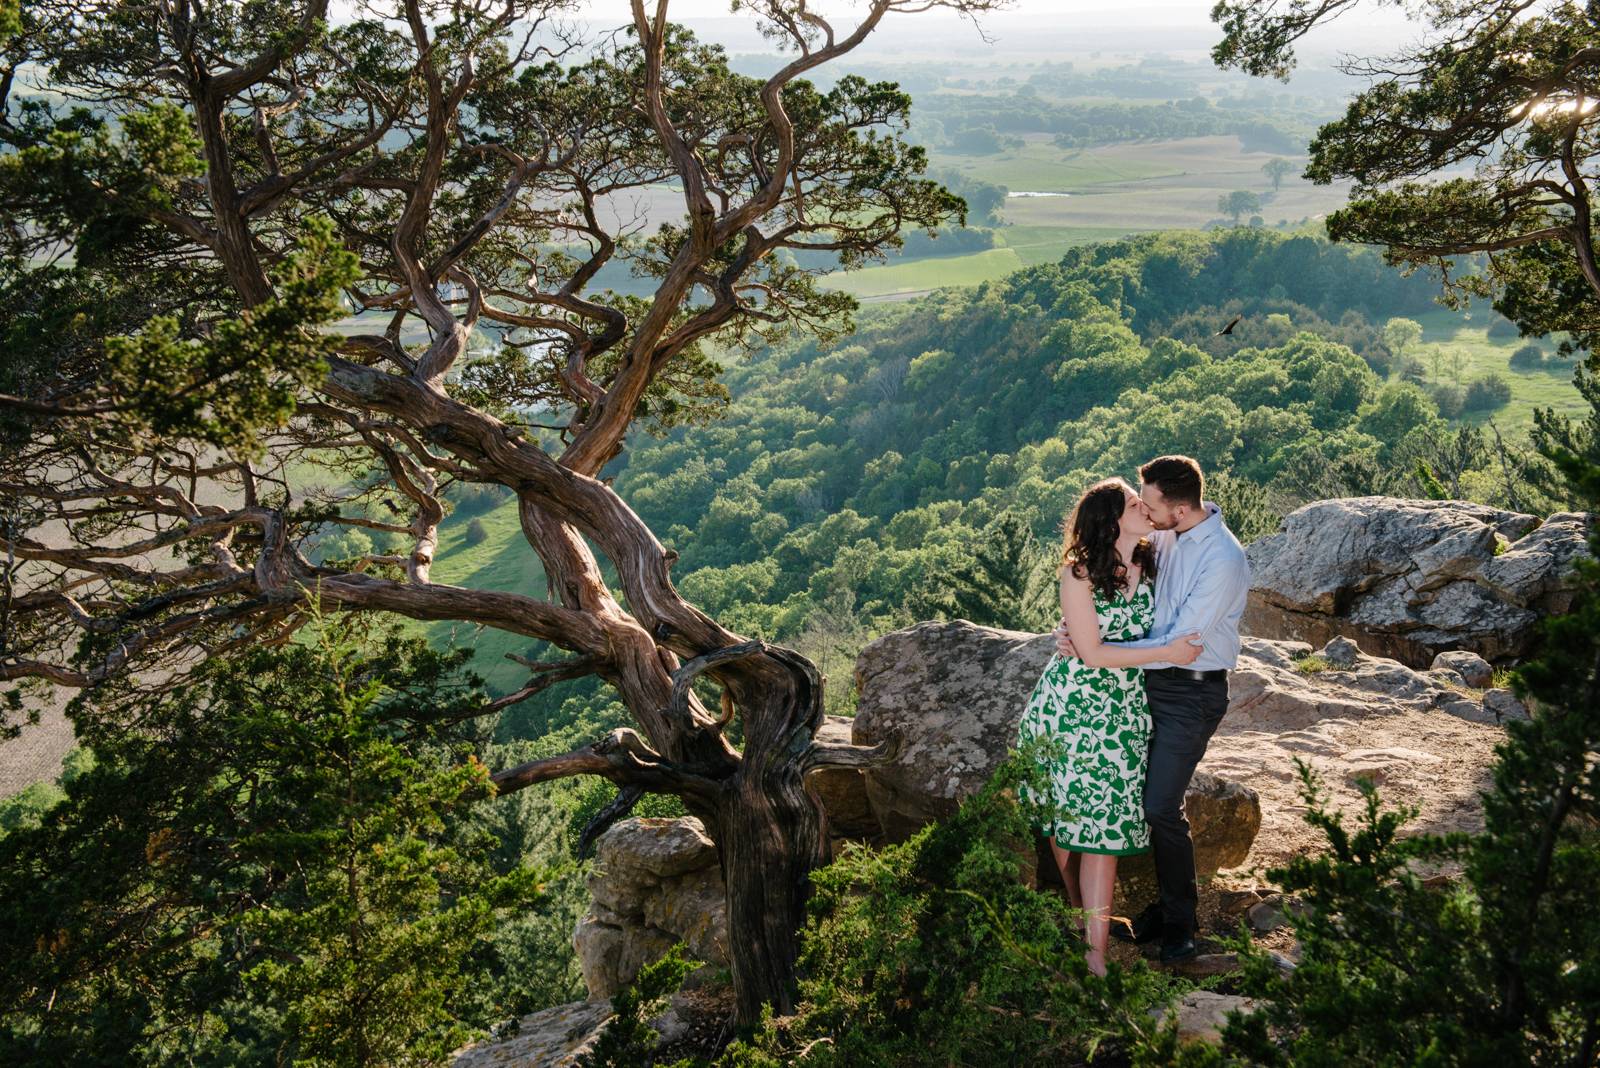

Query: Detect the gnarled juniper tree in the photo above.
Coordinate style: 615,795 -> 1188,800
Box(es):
0,0 -> 1000,1024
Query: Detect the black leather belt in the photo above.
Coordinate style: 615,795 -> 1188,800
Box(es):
1147,667 -> 1228,682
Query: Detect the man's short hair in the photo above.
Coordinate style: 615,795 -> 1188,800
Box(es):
1140,455 -> 1204,509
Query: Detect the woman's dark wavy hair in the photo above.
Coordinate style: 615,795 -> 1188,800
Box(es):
1057,477 -> 1157,602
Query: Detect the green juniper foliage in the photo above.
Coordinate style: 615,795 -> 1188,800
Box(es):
710,746 -> 1188,1067
0,618 -> 551,1066
924,507 -> 1060,631
1212,0 -> 1600,353
575,944 -> 704,1068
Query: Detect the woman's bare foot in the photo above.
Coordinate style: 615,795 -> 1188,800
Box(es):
1084,947 -> 1107,977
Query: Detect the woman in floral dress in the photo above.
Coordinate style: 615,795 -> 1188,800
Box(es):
1015,477 -> 1203,976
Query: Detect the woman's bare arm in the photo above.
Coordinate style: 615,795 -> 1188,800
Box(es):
1060,571 -> 1201,668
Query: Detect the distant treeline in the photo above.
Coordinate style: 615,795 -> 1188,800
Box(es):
923,93 -> 1310,155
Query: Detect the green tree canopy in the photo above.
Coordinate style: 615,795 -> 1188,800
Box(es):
0,619 -> 547,1064
1218,188 -> 1263,223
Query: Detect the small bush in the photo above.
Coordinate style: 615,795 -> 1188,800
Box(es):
1429,382 -> 1466,418
464,517 -> 489,546
1464,374 -> 1512,411
1486,318 -> 1520,340
448,481 -> 514,516
1509,343 -> 1546,369
1208,472 -> 1282,545
1399,357 -> 1428,384
576,944 -> 702,1068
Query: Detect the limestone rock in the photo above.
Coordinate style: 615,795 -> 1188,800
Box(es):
1344,746 -> 1444,786
1244,498 -> 1589,666
1483,688 -> 1530,723
1431,650 -> 1493,688
1203,636 -> 1512,880
1246,895 -> 1306,934
1113,772 -> 1260,908
451,988 -> 720,1067
451,998 -> 614,1067
1322,635 -> 1361,667
1155,991 -> 1258,1045
1162,952 -> 1242,978
1247,898 -> 1288,934
1219,888 -> 1265,916
575,817 -> 729,999
851,619 -> 1051,841
1479,512 -> 1592,614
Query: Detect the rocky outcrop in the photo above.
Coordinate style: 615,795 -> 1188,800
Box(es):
573,817 -> 729,1000
851,620 -> 1520,882
1244,498 -> 1589,667
1204,635 -> 1515,873
808,715 -> 879,841
451,985 -> 731,1068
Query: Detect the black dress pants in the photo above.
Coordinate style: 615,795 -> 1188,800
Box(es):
1142,672 -> 1231,934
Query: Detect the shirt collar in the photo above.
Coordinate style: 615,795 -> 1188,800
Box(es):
1173,501 -> 1222,547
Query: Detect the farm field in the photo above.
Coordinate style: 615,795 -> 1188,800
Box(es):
824,135 -> 1354,299
822,247 -> 1025,299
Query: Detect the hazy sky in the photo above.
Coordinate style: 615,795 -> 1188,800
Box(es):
326,0 -> 1418,69
574,0 -> 1209,17
562,0 -> 1417,60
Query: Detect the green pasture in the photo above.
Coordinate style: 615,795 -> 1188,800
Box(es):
930,137 -> 1184,190
422,498 -> 551,695
822,246 -> 1025,299
995,224 -> 1152,266
1407,309 -> 1586,432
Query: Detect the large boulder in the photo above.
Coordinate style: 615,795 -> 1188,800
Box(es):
574,817 -> 729,999
850,620 -> 1263,902
1244,498 -> 1589,667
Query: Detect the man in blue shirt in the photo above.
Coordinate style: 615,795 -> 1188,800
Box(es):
1053,454 -> 1250,963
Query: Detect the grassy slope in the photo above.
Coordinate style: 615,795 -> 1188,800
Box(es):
822,247 -> 1025,298
1410,309 -> 1586,432
422,503 -> 548,695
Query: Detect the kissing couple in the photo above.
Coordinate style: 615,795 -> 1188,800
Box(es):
1013,455 -> 1250,976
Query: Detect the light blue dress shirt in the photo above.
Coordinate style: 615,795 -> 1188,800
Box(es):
1117,501 -> 1250,671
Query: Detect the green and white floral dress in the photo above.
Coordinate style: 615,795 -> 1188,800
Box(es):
1016,580 -> 1154,856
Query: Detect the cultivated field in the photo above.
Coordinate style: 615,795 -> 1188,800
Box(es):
821,134 -> 1356,299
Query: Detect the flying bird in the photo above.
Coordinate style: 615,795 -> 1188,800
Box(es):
1217,315 -> 1243,336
